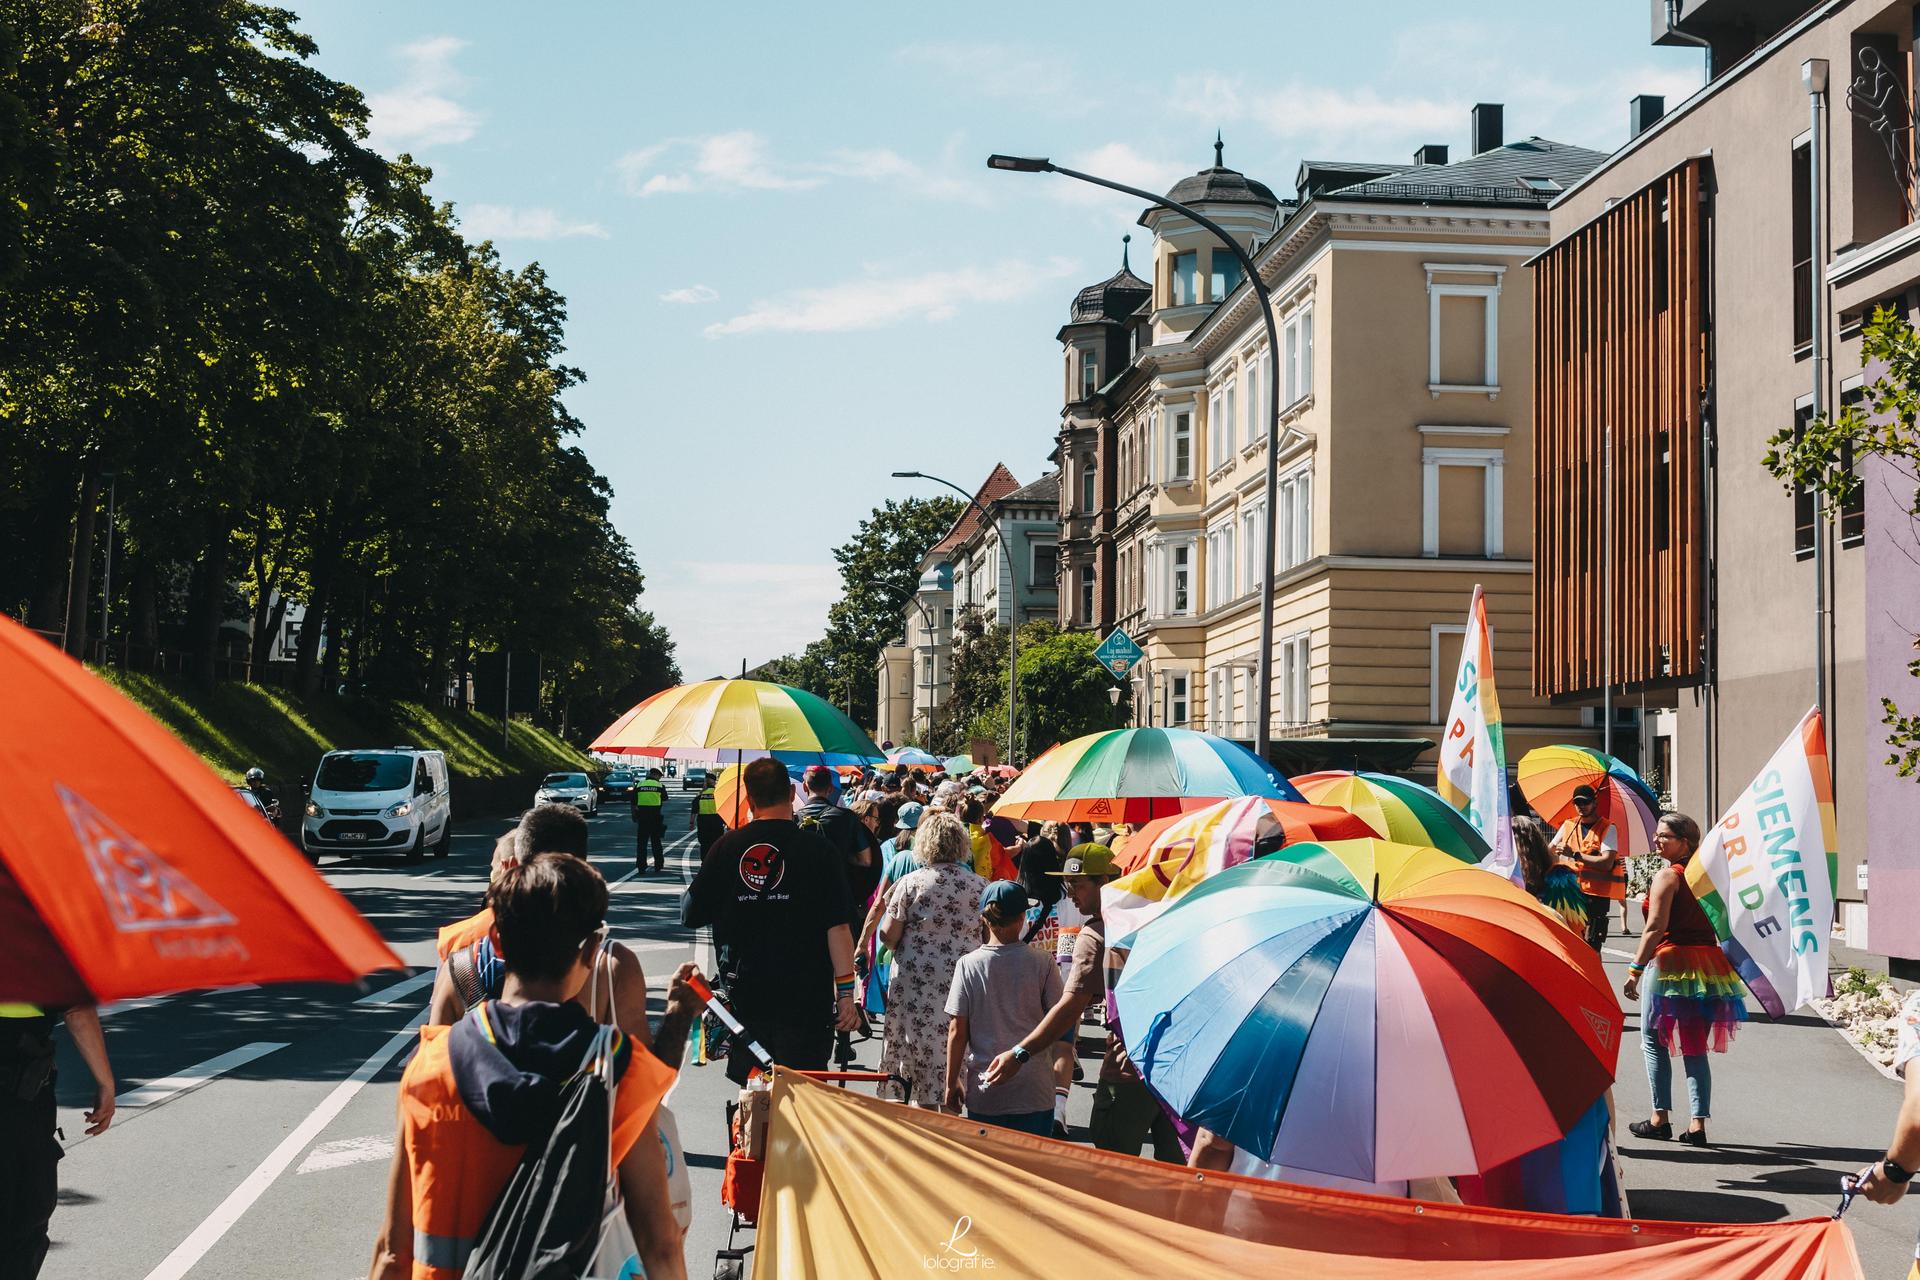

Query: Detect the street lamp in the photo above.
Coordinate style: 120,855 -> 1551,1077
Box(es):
893,469 -> 1020,766
987,152 -> 1285,763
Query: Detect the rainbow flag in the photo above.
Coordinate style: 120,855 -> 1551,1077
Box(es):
1435,585 -> 1519,883
972,817 -> 1020,883
1685,708 -> 1837,1019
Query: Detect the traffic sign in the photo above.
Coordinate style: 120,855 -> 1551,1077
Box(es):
1094,627 -> 1144,680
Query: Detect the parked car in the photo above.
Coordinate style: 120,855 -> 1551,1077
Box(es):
598,769 -> 637,801
536,771 -> 598,814
301,747 -> 452,863
682,766 -> 709,791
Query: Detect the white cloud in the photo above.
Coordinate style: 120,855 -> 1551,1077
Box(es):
645,562 -> 842,679
1172,74 -> 1454,155
659,284 -> 718,304
893,41 -> 1091,113
703,258 -> 1077,339
1050,143 -> 1188,208
460,204 -> 608,241
616,131 -> 986,204
366,36 -> 480,153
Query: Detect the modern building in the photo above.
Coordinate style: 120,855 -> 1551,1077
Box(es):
1534,0 -> 1920,954
874,464 -> 1022,746
1055,118 -> 1607,771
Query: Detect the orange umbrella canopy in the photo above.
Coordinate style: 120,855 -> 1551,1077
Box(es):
1114,797 -> 1379,875
711,763 -> 806,829
0,617 -> 401,1004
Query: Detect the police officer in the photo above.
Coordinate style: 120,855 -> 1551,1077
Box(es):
1,1003 -> 114,1278
631,767 -> 668,872
693,776 -> 724,856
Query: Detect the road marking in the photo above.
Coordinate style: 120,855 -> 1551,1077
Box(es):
354,969 -> 437,1006
99,984 -> 259,1020
296,1134 -> 394,1174
141,1013 -> 426,1280
117,1042 -> 288,1109
1603,947 -> 1635,962
623,940 -> 694,953
611,868 -> 639,885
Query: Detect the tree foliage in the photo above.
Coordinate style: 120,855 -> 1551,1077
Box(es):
0,2 -> 677,723
925,614 -> 1129,761
1764,305 -> 1920,778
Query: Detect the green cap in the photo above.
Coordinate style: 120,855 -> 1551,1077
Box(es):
1049,844 -> 1117,878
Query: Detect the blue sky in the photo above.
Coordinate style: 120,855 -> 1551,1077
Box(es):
289,2 -> 1704,681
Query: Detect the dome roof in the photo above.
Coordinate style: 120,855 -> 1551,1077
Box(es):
1070,236 -> 1152,323
1164,133 -> 1278,209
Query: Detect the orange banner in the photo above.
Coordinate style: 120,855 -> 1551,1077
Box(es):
754,1070 -> 1861,1279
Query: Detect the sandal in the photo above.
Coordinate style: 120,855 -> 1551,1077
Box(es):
1628,1119 -> 1673,1141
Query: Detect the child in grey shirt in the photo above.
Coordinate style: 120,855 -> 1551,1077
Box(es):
944,880 -> 1065,1135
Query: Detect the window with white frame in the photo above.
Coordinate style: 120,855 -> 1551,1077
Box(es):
1164,670 -> 1190,727
1272,465 -> 1313,571
1081,349 -> 1099,398
1278,631 -> 1312,724
1421,447 -> 1504,557
1243,351 -> 1263,448
1239,502 -> 1266,596
1205,518 -> 1236,610
1172,251 -> 1198,307
1167,407 -> 1193,482
1283,307 -> 1314,406
1429,624 -> 1467,723
1207,386 -> 1227,471
1223,379 -> 1237,459
1079,570 -> 1094,624
1207,667 -> 1230,734
1080,457 -> 1096,513
1426,267 -> 1502,390
1170,543 -> 1191,614
1032,541 -> 1058,589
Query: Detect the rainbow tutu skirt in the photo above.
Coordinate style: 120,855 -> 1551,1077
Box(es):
1646,943 -> 1747,1055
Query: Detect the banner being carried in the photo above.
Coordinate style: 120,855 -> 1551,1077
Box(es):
1436,585 -> 1519,884
1686,708 -> 1838,1019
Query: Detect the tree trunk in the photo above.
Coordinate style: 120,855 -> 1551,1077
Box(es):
185,524 -> 230,689
62,464 -> 101,656
128,556 -> 159,655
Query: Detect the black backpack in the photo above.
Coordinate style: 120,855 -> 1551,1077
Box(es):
463,1023 -> 619,1280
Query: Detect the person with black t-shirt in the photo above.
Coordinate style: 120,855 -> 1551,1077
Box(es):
795,765 -> 881,933
682,757 -> 861,1083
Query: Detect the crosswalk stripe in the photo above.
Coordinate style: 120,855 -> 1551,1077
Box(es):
353,969 -> 437,1006
296,1134 -> 394,1174
117,1042 -> 289,1109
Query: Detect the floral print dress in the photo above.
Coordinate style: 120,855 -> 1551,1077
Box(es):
879,861 -> 987,1104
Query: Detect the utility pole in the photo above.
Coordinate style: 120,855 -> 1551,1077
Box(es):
503,649 -> 512,753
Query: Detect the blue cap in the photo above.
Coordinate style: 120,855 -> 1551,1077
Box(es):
896,801 -> 926,829
978,879 -> 1032,916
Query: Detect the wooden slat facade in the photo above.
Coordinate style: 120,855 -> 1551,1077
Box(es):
1533,159 -> 1709,699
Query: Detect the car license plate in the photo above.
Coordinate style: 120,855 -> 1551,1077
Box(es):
341,831 -> 367,841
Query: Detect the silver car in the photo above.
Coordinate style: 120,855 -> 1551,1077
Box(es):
535,771 -> 598,813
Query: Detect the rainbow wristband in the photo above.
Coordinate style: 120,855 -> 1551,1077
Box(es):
1627,963 -> 1646,976
834,973 -> 857,1000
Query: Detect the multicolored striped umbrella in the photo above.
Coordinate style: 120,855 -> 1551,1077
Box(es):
1289,771 -> 1490,864
590,678 -> 885,765
1113,798 -> 1379,877
1115,839 -> 1621,1183
886,746 -> 945,772
994,728 -> 1302,824
1517,746 -> 1659,858
711,763 -> 806,829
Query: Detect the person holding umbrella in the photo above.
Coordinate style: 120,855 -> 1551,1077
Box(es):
1551,785 -> 1621,948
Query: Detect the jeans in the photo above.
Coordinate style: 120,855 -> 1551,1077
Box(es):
970,1108 -> 1054,1137
1090,1077 -> 1184,1164
1642,1015 -> 1711,1119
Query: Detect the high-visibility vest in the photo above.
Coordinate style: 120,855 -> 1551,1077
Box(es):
0,1004 -> 43,1018
436,908 -> 493,961
1558,819 -> 1625,901
396,1010 -> 672,1279
696,788 -> 718,817
633,780 -> 666,809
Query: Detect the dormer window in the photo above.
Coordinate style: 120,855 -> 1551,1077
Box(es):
1171,251 -> 1198,306
1517,176 -> 1562,194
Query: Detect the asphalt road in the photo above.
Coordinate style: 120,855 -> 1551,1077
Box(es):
39,801 -> 1919,1278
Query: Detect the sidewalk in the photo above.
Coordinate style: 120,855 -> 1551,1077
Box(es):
1597,906 -> 1914,1275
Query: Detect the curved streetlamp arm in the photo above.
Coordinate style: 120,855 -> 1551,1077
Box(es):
986,156 -> 1284,761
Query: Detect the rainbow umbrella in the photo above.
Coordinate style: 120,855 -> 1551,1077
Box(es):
886,746 -> 945,772
1114,798 -> 1379,877
994,728 -> 1302,824
591,678 -> 884,766
1290,771 -> 1489,864
1115,839 -> 1621,1183
1517,746 -> 1659,858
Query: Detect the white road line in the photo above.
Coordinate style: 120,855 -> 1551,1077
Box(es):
1602,947 -> 1636,962
117,1042 -> 289,1109
141,1014 -> 426,1280
611,868 -> 638,886
295,1134 -> 394,1174
353,969 -> 437,1006
623,940 -> 694,953
99,984 -> 259,1020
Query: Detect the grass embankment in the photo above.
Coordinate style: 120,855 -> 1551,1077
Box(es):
97,669 -> 592,800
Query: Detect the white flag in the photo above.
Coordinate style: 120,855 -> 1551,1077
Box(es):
1435,585 -> 1518,884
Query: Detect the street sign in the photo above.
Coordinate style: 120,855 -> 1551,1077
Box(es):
1094,627 -> 1144,680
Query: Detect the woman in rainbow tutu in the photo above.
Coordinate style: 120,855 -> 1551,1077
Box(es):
1623,812 -> 1747,1146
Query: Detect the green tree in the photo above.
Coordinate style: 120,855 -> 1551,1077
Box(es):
1764,304 -> 1920,778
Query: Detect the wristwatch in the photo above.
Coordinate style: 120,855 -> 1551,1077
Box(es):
1010,1045 -> 1031,1064
1883,1156 -> 1914,1184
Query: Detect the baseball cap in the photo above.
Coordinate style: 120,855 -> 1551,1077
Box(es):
896,801 -> 926,830
1049,844 -> 1117,877
978,879 -> 1032,916
1571,785 -> 1598,804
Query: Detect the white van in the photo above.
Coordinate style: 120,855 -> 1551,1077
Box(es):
301,747 -> 452,862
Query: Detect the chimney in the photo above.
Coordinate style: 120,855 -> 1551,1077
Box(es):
1414,143 -> 1449,166
1630,93 -> 1665,138
1471,103 -> 1504,155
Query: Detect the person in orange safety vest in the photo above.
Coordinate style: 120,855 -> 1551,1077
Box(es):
370,854 -> 687,1280
1550,784 -> 1622,950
